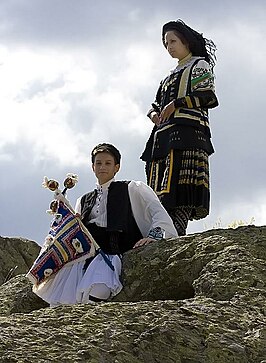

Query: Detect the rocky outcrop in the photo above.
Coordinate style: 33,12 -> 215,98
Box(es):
0,274 -> 48,315
115,226 -> 266,304
0,236 -> 40,285
0,226 -> 265,362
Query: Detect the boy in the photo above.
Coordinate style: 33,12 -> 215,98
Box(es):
74,143 -> 177,302
33,143 -> 177,306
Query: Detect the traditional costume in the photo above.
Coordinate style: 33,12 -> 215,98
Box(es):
141,20 -> 219,236
31,177 -> 177,306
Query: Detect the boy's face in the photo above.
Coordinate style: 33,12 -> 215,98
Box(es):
92,152 -> 120,185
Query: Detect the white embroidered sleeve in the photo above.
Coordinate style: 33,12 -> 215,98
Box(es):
128,181 -> 178,239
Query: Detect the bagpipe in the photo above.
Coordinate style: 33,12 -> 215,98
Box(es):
26,174 -> 113,286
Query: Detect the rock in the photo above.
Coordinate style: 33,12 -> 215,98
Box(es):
0,236 -> 40,285
114,225 -> 266,307
0,275 -> 48,315
0,299 -> 265,362
0,225 -> 265,362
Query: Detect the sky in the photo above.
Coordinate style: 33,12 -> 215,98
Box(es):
0,0 -> 265,245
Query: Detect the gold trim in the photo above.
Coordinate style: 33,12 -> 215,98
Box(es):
186,96 -> 193,108
56,218 -> 77,237
174,64 -> 193,117
53,218 -> 78,262
54,240 -> 69,262
148,161 -> 154,187
174,113 -> 206,125
156,149 -> 174,195
155,123 -> 174,134
177,66 -> 191,98
154,162 -> 159,193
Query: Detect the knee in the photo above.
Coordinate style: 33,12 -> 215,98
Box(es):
89,283 -> 111,301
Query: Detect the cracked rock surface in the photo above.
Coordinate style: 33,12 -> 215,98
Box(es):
0,226 -> 265,362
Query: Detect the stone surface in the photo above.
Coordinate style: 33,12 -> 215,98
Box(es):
0,236 -> 40,285
114,226 -> 266,305
0,275 -> 48,315
0,226 -> 265,362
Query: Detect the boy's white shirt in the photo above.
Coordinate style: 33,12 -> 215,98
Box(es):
75,178 -> 177,239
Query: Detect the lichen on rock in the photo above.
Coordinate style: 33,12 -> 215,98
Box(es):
0,226 -> 265,362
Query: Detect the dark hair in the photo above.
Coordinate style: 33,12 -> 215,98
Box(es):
91,143 -> 121,164
162,19 -> 217,68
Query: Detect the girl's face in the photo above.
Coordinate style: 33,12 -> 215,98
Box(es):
92,152 -> 120,185
164,31 -> 190,60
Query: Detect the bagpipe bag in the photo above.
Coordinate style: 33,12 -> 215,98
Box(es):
26,201 -> 95,285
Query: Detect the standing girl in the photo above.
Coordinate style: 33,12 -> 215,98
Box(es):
141,19 -> 219,236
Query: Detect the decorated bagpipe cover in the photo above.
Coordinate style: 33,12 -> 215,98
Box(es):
26,201 -> 95,285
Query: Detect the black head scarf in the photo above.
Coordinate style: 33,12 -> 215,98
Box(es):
162,19 -> 217,68
91,143 -> 121,164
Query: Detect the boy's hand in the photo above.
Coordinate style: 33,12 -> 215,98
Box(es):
133,237 -> 156,248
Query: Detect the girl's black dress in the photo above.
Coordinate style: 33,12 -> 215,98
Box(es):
141,54 -> 219,235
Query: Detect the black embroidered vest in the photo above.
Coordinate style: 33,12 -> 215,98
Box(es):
80,181 -> 142,254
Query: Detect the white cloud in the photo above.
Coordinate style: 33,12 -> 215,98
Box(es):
0,1 -> 266,243
0,40 -> 165,168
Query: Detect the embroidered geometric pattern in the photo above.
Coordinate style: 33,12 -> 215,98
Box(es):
149,149 -> 174,195
179,150 -> 209,189
149,149 -> 209,195
148,226 -> 165,240
26,201 -> 95,285
168,207 -> 192,236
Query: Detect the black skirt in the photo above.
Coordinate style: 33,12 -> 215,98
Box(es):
141,122 -> 214,220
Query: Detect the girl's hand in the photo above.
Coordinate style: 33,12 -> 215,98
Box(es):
160,101 -> 175,123
133,237 -> 156,248
150,112 -> 161,126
